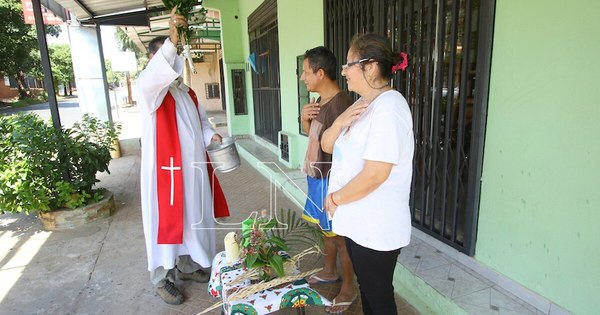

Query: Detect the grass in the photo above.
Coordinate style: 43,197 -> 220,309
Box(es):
0,93 -> 74,109
2,97 -> 47,108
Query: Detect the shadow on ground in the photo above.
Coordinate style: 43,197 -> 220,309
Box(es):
0,147 -> 417,314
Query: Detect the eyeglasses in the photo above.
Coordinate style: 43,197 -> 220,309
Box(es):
341,58 -> 370,71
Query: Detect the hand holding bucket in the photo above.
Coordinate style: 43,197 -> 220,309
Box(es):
206,137 -> 241,173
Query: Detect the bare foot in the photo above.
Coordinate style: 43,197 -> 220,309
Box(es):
325,291 -> 357,314
306,271 -> 339,284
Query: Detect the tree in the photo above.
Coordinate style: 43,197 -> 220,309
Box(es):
114,27 -> 146,104
115,27 -> 143,59
104,59 -> 124,90
49,44 -> 73,95
115,27 -> 147,72
0,0 -> 60,99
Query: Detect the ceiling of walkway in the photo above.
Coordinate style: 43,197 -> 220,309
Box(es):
124,9 -> 222,54
53,0 -> 166,24
50,0 -> 221,53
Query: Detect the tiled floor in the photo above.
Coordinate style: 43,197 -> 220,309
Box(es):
398,236 -> 545,314
279,251 -> 419,315
305,281 -> 419,315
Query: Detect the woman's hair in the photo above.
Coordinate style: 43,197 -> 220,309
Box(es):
304,46 -> 338,81
349,33 -> 403,81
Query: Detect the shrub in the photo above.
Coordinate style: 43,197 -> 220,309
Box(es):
0,113 -> 120,214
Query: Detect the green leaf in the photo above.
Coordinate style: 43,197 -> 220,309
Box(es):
269,236 -> 288,251
244,253 -> 258,268
0,113 -> 119,213
268,254 -> 284,277
242,228 -> 253,239
260,219 -> 277,230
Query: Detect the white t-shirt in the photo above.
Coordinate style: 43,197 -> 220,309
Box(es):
328,90 -> 414,251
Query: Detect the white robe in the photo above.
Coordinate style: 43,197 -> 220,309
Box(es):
136,38 -> 216,272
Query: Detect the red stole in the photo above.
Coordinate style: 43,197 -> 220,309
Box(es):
155,89 -> 230,244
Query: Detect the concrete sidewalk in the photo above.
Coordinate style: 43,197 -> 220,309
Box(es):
0,142 -> 417,315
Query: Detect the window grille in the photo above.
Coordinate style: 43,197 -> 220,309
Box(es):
280,133 -> 290,162
248,0 -> 281,144
205,83 -> 220,99
324,0 -> 496,255
232,69 -> 247,115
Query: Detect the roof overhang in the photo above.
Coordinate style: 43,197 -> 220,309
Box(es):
51,0 -> 179,25
46,0 -> 219,54
125,10 -> 222,54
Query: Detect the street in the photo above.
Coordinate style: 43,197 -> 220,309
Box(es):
0,98 -> 144,140
0,99 -> 83,129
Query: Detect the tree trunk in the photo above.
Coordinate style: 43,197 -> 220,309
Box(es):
126,71 -> 133,105
68,81 -> 73,96
15,71 -> 28,100
63,83 -> 68,96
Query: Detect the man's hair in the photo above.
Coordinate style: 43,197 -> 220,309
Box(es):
148,36 -> 168,56
303,46 -> 337,81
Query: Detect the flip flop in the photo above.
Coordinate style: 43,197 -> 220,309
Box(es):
326,295 -> 357,314
306,274 -> 340,284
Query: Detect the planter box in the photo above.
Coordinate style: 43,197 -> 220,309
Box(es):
39,190 -> 115,231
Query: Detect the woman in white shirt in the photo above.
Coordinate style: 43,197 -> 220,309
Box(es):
321,33 -> 414,315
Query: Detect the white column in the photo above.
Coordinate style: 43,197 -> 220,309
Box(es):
68,23 -> 112,122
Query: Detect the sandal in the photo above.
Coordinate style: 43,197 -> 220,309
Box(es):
306,274 -> 340,284
326,295 -> 357,314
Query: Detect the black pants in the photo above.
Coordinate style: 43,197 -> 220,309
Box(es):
345,237 -> 401,315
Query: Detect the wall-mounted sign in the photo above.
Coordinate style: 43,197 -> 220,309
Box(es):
21,0 -> 64,25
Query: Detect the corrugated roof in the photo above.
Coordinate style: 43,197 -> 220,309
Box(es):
52,0 -> 166,22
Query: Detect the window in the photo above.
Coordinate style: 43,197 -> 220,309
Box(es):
205,83 -> 220,99
231,69 -> 247,115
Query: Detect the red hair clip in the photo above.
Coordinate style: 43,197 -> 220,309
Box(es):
392,52 -> 409,73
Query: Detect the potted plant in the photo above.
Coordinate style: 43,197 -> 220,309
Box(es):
199,210 -> 325,315
0,113 -> 121,229
240,209 -> 323,281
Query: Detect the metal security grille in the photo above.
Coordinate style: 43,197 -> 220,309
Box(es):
249,0 -> 281,144
232,69 -> 247,115
205,83 -> 220,99
280,133 -> 290,162
324,0 -> 495,255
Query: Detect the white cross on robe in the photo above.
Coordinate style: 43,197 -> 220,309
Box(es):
161,157 -> 181,206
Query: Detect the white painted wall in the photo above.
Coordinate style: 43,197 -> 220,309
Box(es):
190,53 -> 223,112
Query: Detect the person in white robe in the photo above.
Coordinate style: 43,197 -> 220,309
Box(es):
135,10 -> 222,305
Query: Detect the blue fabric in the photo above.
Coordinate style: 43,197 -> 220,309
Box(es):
303,176 -> 333,234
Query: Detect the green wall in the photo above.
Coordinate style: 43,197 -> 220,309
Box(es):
277,0 -> 323,168
477,1 -> 600,314
204,0 -> 261,136
208,0 -> 324,168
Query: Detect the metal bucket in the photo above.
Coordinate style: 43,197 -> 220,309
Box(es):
206,137 -> 241,173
